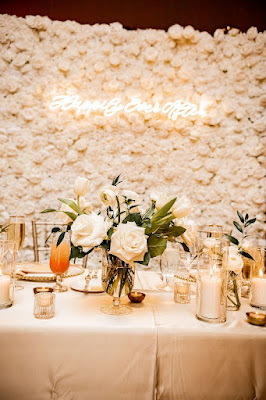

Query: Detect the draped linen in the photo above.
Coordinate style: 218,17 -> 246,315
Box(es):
0,271 -> 265,400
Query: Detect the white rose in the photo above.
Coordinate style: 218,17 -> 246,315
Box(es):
172,196 -> 192,219
74,177 -> 90,196
71,213 -> 109,252
150,191 -> 170,210
180,219 -> 198,247
110,222 -> 148,264
100,185 -> 118,207
228,247 -> 244,273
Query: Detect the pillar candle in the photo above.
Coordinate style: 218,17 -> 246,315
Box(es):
251,271 -> 266,307
0,274 -> 11,305
200,275 -> 222,319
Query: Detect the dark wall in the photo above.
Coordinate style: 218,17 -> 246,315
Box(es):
0,0 -> 265,33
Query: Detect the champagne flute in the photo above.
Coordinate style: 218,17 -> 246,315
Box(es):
7,216 -> 26,290
50,231 -> 71,292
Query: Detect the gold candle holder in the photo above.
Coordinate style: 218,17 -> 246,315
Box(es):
128,291 -> 145,303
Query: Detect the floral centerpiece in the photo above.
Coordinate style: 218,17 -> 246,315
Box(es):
42,176 -> 193,314
225,211 -> 256,310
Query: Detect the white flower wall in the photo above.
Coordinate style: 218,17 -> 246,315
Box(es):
0,15 -> 265,257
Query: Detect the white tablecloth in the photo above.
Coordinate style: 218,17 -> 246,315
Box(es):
0,271 -> 265,400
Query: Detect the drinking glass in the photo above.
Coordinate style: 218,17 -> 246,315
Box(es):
50,232 -> 71,292
0,240 -> 16,309
7,216 -> 26,290
157,246 -> 179,291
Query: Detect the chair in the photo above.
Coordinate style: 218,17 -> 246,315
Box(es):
32,220 -> 87,267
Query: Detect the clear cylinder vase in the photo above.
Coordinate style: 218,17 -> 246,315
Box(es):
196,238 -> 228,324
227,270 -> 241,311
101,251 -> 135,315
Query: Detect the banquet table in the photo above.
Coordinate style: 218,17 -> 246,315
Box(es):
0,270 -> 265,400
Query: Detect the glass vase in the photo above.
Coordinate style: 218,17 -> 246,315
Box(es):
101,252 -> 135,315
196,238 -> 228,323
227,270 -> 241,310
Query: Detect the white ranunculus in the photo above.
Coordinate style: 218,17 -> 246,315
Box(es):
100,185 -> 118,207
180,219 -> 198,247
71,213 -> 109,252
228,247 -> 244,273
79,197 -> 93,214
110,222 -> 148,264
241,239 -> 253,252
59,199 -> 75,224
121,190 -> 140,203
150,191 -> 171,210
120,190 -> 140,212
74,177 -> 90,196
172,196 -> 192,219
203,238 -> 218,249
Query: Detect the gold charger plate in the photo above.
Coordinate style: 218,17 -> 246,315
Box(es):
16,262 -> 84,282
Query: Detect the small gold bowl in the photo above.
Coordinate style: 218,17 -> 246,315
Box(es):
33,287 -> 54,295
246,312 -> 266,326
128,291 -> 146,303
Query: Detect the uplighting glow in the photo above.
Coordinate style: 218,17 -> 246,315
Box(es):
49,95 -> 206,120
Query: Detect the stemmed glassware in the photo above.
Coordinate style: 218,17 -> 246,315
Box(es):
49,231 -> 71,292
157,246 -> 179,291
7,216 -> 26,290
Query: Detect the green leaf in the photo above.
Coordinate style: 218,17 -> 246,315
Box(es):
40,209 -> 57,213
151,198 -> 176,223
122,212 -> 142,226
52,227 -> 61,233
245,213 -> 249,221
58,198 -> 83,215
245,218 -> 256,227
138,251 -> 151,266
239,251 -> 254,261
224,234 -> 239,246
112,175 -> 121,186
233,221 -> 243,233
237,211 -> 244,223
107,227 -> 114,239
158,225 -> 186,237
142,202 -> 156,220
178,241 -> 190,252
147,234 -> 167,258
62,211 -> 77,221
56,232 -> 65,247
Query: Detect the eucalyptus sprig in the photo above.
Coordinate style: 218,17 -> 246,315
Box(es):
225,211 -> 256,261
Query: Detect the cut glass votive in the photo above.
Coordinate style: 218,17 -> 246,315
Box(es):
174,281 -> 191,304
34,292 -> 55,319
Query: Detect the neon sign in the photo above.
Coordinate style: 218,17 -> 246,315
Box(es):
49,95 -> 205,121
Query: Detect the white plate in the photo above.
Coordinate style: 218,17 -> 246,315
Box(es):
16,262 -> 84,282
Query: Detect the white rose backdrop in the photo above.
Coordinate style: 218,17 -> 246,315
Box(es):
0,15 -> 265,260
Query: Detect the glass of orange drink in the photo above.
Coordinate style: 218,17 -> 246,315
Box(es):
50,231 -> 71,292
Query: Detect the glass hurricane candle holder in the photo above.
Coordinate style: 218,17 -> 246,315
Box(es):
0,240 -> 16,309
250,265 -> 266,310
196,238 -> 228,324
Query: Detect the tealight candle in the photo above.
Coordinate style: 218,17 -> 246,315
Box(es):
251,269 -> 266,309
0,273 -> 11,307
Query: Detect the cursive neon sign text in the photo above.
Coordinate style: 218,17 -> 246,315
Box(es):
49,95 -> 205,121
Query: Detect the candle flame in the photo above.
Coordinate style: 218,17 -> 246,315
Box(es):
259,269 -> 263,278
